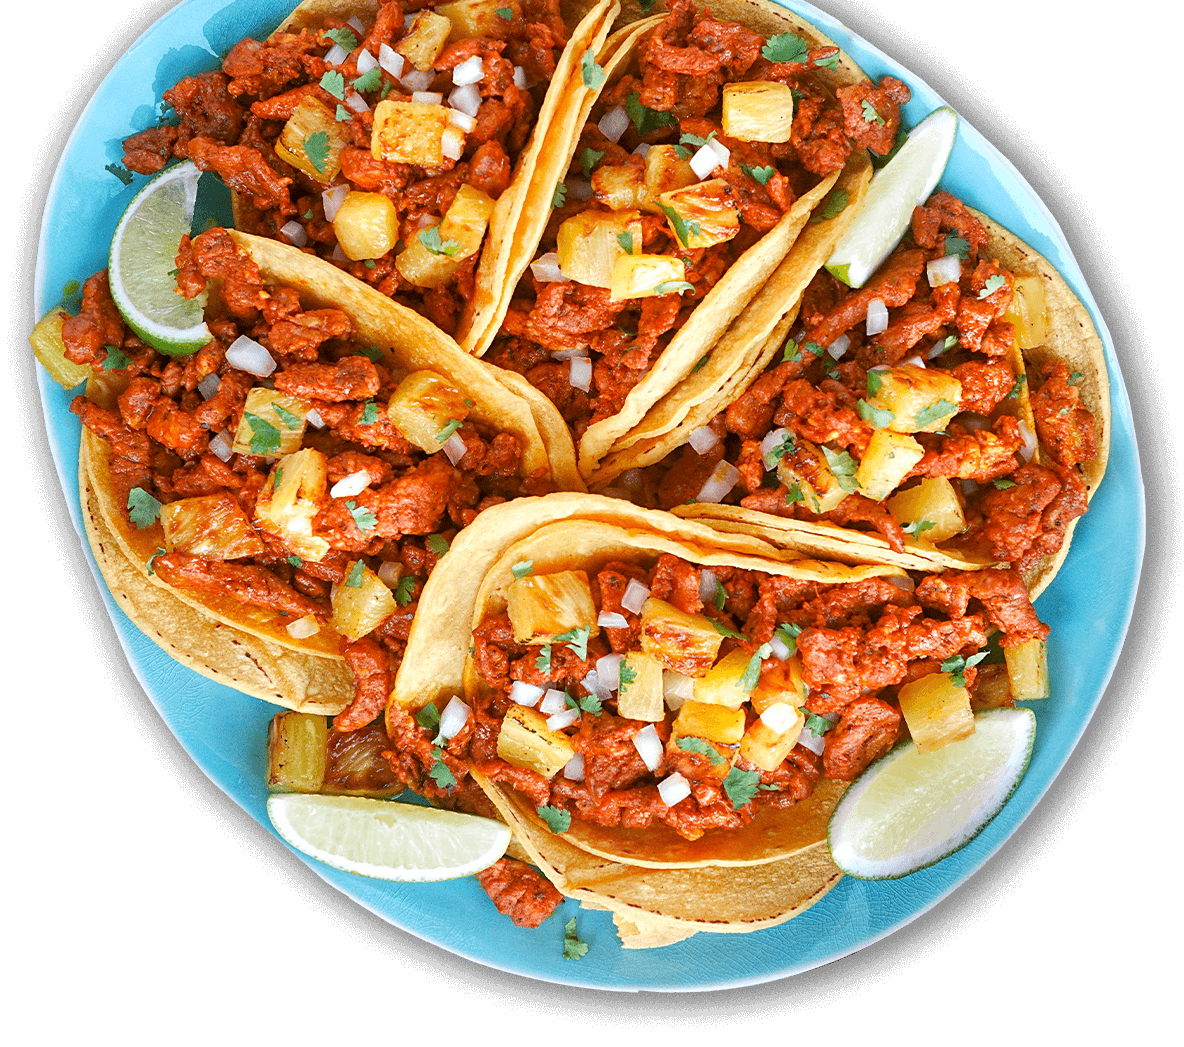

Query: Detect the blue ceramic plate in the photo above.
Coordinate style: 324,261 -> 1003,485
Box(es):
33,0 -> 1143,990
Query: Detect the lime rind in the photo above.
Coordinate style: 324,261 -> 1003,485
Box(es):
824,106 -> 959,289
108,160 -> 211,356
828,707 -> 1036,880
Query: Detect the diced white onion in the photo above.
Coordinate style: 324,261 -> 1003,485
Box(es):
280,220 -> 309,247
448,108 -> 476,132
621,579 -> 650,615
657,772 -> 692,807
378,44 -> 404,79
688,426 -> 719,454
441,127 -> 466,161
330,470 -> 371,498
597,611 -> 628,631
330,244 -> 349,262
663,670 -> 695,708
768,634 -> 791,661
225,335 -> 276,378
400,69 -> 434,92
540,688 -> 568,715
567,178 -> 594,201
886,573 -> 915,591
689,143 -> 720,180
927,338 -> 953,360
198,373 -> 221,400
347,15 -> 365,33
412,90 -> 443,105
598,105 -> 629,142
563,754 -> 585,782
547,708 -> 580,732
569,356 -> 592,392
509,681 -> 545,707
513,65 -> 527,89
551,345 -> 588,361
344,90 -> 369,113
707,137 -> 730,169
798,713 -> 836,756
927,254 -> 962,287
760,702 -> 798,734
306,408 -> 325,429
356,49 -> 378,75
759,427 -> 791,465
209,430 -> 233,462
866,298 -> 889,336
698,568 -> 719,603
323,43 -> 348,67
442,431 -> 468,465
581,670 -> 599,693
596,653 -> 622,692
696,460 -> 741,504
377,561 -> 404,589
530,252 -> 566,282
632,142 -> 652,158
902,354 -> 927,369
448,82 -> 482,117
826,333 -> 851,360
439,697 -> 472,740
1017,421 -> 1038,461
962,478 -> 979,496
322,184 -> 350,221
452,55 -> 484,86
286,614 -> 321,639
631,725 -> 664,772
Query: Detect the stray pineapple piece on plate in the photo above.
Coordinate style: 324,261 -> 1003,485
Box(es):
1004,637 -> 1050,701
898,671 -> 975,753
496,704 -> 575,777
332,560 -> 399,642
639,597 -> 724,676
385,370 -> 471,453
506,570 -> 598,644
267,712 -> 328,793
160,493 -> 264,559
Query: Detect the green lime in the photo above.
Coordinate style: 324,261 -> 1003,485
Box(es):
825,107 -> 959,288
108,160 -> 211,356
828,707 -> 1035,879
267,794 -> 511,882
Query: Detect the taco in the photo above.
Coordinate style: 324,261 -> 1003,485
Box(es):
118,0 -> 621,353
592,190 -> 1109,597
53,226 -> 563,729
475,0 -> 911,483
385,492 -> 1051,933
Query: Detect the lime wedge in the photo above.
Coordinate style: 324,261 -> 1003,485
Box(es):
267,794 -> 511,882
108,160 -> 211,356
825,107 -> 959,288
828,707 -> 1035,879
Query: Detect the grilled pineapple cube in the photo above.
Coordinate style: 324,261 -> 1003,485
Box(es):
395,218 -> 460,289
777,439 -> 851,513
323,722 -> 405,797
333,191 -> 399,261
372,100 -> 451,166
971,663 -> 1013,711
266,712 -> 328,792
160,493 -> 264,559
254,448 -> 330,562
609,254 -> 687,301
722,81 -> 795,143
864,364 -> 962,434
276,98 -> 349,183
639,598 -> 724,676
657,179 -> 740,249
1002,275 -> 1047,351
557,210 -> 643,288
642,146 -> 697,212
692,648 -> 756,709
1003,637 -> 1050,701
886,478 -> 966,543
497,704 -> 575,778
232,388 -> 310,457
385,370 -> 470,453
506,570 -> 598,644
437,0 -> 521,38
898,672 -> 974,753
440,184 -> 496,259
672,700 -> 746,745
750,655 -> 809,712
332,560 -> 399,642
617,651 -> 665,722
855,430 -> 925,502
740,704 -> 805,771
395,10 -> 452,69
30,306 -> 91,388
591,161 -> 645,211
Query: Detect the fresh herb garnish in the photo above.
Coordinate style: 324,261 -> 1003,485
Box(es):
616,230 -> 634,254
860,99 -> 884,125
335,104 -> 352,122
762,32 -> 810,64
783,338 -> 802,363
679,130 -> 717,149
146,548 -> 166,575
272,402 -> 302,430
578,146 -> 604,179
536,644 -> 553,675
978,274 -> 1008,299
320,70 -> 346,100
723,766 -> 762,810
774,622 -> 802,655
913,400 -> 957,429
419,226 -> 460,257
394,575 -> 416,606
435,418 -> 463,443
785,482 -> 804,505
244,412 -> 282,456
551,181 -> 568,208
993,478 -> 1016,490
429,750 -> 456,789
856,399 -> 895,428
763,431 -> 795,469
303,132 -> 330,173
803,712 -> 833,736
713,584 -> 727,611
812,189 -> 849,222
625,91 -> 676,135
657,202 -> 699,249
677,737 -> 726,766
105,163 -> 134,186
692,352 -> 711,372
352,67 -> 382,94
739,643 -> 773,692
563,917 -> 588,959
426,534 -> 450,555
581,50 -> 605,90
345,500 -> 377,533
344,559 -> 366,587
866,369 -> 884,398
945,235 -> 970,260
741,163 -> 776,185
941,650 -> 988,688
566,691 -> 603,715
511,560 -> 534,580
357,400 -> 379,425
710,619 -> 745,640
617,659 -> 637,694
496,6 -> 513,18
1005,374 -> 1027,400
127,487 -> 161,529
102,345 -> 131,370
537,805 -> 572,833
554,626 -> 591,660
820,446 -> 859,494
415,702 -> 441,734
902,519 -> 936,537
653,279 -> 695,295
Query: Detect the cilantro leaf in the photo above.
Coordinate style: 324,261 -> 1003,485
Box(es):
320,70 -> 346,100
978,274 -> 1008,299
616,231 -> 634,254
856,399 -> 895,428
723,766 -> 762,810
617,660 -> 637,694
803,712 -> 833,736
813,50 -> 840,71
435,418 -> 462,443
802,341 -> 825,358
657,202 -> 699,249
273,467 -> 285,492
783,338 -> 802,363
345,500 -> 377,533
1069,371 -> 1084,384
677,737 -> 726,767
581,50 -> 606,90
102,345 -> 131,370
866,369 -> 884,398
429,749 -> 456,789
272,402 -> 302,430
554,626 -> 591,660
713,584 -> 727,611
738,643 -> 772,692
127,487 -> 162,529
536,644 -> 553,675
741,163 -> 776,185
563,917 -> 588,959
352,67 -> 382,94
941,650 -> 988,688
344,559 -> 366,587
653,279 -> 695,295
303,132 -> 330,174
902,519 -> 936,537
679,130 -> 717,149
639,0 -> 656,11
578,147 -> 604,179
287,555 -> 303,568
820,446 -> 859,494
945,235 -> 970,260
568,690 -> 603,715
146,547 -> 166,575
395,575 -> 416,606
1006,374 -> 1027,400
419,226 -> 460,257
426,534 -> 450,555
551,181 -> 568,209
692,352 -> 711,373
993,478 -> 1016,490
763,431 -> 795,469
625,91 -> 676,135
511,560 -> 533,580
710,619 -> 745,640
774,622 -> 802,655
357,401 -> 379,426
335,104 -> 352,122
785,482 -> 804,505
537,805 -> 572,833
105,163 -> 133,186
812,189 -> 849,223
496,7 -> 514,18
913,400 -> 958,429
244,412 -> 282,456
415,703 -> 441,733
762,32 -> 810,64
860,99 -> 884,125
322,28 -> 357,51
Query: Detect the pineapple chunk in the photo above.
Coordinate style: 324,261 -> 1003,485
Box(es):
372,101 -> 451,166
855,430 -> 925,502
898,672 -> 975,753
333,191 -> 399,261
617,651 -> 665,722
322,722 -> 404,797
971,664 -> 1013,711
557,210 -> 643,288
692,648 -> 756,709
639,598 -> 724,676
276,98 -> 349,183
886,478 -> 966,543
160,493 -> 264,559
609,254 -> 687,301
657,179 -> 740,249
506,570 -> 598,644
591,161 -> 645,211
740,704 -> 805,771
750,655 -> 809,712
396,187 -> 495,287
30,306 -> 91,389
642,146 -> 697,212
672,700 -> 746,745
1002,275 -> 1047,351
437,0 -> 522,38
232,388 -> 310,457
722,81 -> 795,143
254,448 -> 330,562
385,370 -> 471,453
332,560 -> 399,642
440,184 -> 496,260
1004,638 -> 1050,701
396,218 -> 460,289
777,439 -> 851,513
266,712 -> 328,793
497,704 -> 575,778
864,364 -> 962,434
395,11 -> 452,70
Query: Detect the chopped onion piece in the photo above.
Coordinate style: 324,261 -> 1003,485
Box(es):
1017,421 -> 1037,461
569,356 -> 592,392
598,106 -> 629,142
323,43 -> 348,66
412,90 -> 443,105
287,614 -> 321,639
509,681 -> 545,708
539,688 -> 568,715
306,408 -> 325,429
377,561 -> 403,589
798,713 -> 836,755
355,49 -> 378,75
760,702 -> 799,734
927,254 -> 962,287
657,772 -> 691,807
563,754 -> 585,782
927,338 -> 953,360
551,346 -> 588,361
442,432 -> 468,465
448,108 -> 476,132
866,298 -> 889,336
209,431 -> 233,462
347,14 -> 365,33
547,708 -> 580,732
902,354 -> 926,369
513,65 -> 527,89
329,244 -> 348,262
452,55 -> 484,86
226,335 -> 276,378
581,670 -> 599,694
530,252 -> 566,282
198,373 -> 221,400
330,470 -> 371,498
696,460 -> 740,503
596,653 -> 622,692
689,143 -> 720,180
699,568 -> 719,602
400,69 -> 434,92
826,333 -> 851,360
441,127 -> 465,161
707,137 -> 730,169
621,579 -> 650,615
768,634 -> 791,661
567,178 -> 594,201
759,427 -> 791,465
688,426 -> 719,454
439,697 -> 472,741
597,611 -> 629,629
631,725 -> 664,772
448,82 -> 482,117
344,91 -> 369,114
632,142 -> 652,158
322,184 -> 349,221
378,44 -> 404,79
280,220 -> 309,247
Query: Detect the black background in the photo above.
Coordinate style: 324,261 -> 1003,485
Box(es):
27,0 -> 1150,1009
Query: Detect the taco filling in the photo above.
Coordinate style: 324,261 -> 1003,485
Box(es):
65,228 -> 551,729
485,0 -> 908,441
439,551 -> 1048,842
120,0 -> 577,338
638,192 -> 1100,574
